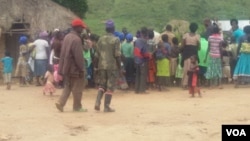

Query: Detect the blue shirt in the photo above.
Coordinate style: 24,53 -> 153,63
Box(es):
134,38 -> 150,64
1,57 -> 13,73
163,42 -> 171,56
233,29 -> 245,44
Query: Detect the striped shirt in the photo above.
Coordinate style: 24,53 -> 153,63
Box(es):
208,34 -> 223,58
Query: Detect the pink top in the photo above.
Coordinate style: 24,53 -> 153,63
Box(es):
208,34 -> 223,58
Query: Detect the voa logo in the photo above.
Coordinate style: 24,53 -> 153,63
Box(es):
226,129 -> 246,136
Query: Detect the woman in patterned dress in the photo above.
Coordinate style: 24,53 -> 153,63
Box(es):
233,25 -> 250,87
204,26 -> 223,89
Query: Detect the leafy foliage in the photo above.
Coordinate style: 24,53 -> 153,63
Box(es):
84,0 -> 250,35
52,0 -> 88,18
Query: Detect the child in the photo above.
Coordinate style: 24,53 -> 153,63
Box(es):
43,66 -> 56,95
15,36 -> 29,86
170,37 -> 180,86
1,52 -> 13,90
53,64 -> 63,88
147,30 -> 157,89
221,41 -> 233,84
187,55 -> 201,97
175,54 -> 183,87
228,38 -> 237,83
121,33 -> 135,90
155,41 -> 170,91
116,62 -> 128,90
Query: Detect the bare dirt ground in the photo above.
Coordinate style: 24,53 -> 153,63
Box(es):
0,82 -> 250,141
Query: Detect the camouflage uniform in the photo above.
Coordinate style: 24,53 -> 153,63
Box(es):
95,33 -> 121,92
94,32 -> 121,112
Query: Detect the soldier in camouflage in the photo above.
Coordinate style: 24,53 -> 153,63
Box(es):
94,19 -> 121,112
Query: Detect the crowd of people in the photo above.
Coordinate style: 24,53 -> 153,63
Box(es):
1,17 -> 250,112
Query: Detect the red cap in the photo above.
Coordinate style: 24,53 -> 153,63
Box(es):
71,18 -> 87,28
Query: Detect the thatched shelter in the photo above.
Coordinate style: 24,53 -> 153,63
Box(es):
0,0 -> 80,76
162,20 -> 190,42
0,0 -> 79,35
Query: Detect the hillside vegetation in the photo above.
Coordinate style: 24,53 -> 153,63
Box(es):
84,0 -> 250,35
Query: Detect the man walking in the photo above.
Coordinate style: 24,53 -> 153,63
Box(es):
94,20 -> 121,112
55,18 -> 87,112
95,20 -> 121,112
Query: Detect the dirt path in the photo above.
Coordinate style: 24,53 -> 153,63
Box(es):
0,84 -> 250,141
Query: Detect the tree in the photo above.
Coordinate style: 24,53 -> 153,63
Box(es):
52,0 -> 88,18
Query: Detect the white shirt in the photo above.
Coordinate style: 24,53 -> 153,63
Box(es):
33,39 -> 49,59
153,31 -> 161,44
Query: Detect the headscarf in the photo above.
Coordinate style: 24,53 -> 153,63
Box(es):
19,36 -> 28,44
39,31 -> 49,39
126,33 -> 133,42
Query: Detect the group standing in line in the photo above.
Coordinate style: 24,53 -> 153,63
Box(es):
1,18 -> 250,112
